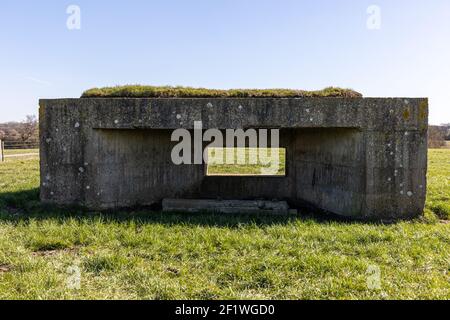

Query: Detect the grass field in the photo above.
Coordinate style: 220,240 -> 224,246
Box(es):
0,150 -> 448,299
207,148 -> 286,176
3,149 -> 39,156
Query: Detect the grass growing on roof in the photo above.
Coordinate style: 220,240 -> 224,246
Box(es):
81,85 -> 362,98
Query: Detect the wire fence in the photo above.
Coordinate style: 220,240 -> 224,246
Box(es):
2,140 -> 39,149
0,140 -> 39,162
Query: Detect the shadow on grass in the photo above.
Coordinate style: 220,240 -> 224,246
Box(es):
0,188 -> 390,227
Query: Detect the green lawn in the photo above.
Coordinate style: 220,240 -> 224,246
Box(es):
0,150 -> 448,300
207,148 -> 286,176
425,149 -> 450,220
3,149 -> 39,156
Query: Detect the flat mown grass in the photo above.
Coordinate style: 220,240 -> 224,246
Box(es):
426,149 -> 450,220
206,148 -> 286,176
0,151 -> 448,300
3,149 -> 39,156
81,85 -> 362,99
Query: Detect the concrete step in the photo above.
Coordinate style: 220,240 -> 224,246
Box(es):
162,199 -> 294,215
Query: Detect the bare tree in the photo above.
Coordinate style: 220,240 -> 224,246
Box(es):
18,115 -> 39,143
441,124 -> 450,141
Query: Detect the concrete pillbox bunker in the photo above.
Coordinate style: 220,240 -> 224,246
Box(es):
39,97 -> 428,220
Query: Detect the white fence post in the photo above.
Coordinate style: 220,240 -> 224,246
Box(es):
0,140 -> 4,162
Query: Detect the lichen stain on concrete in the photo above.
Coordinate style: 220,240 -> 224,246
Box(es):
419,100 -> 428,121
402,109 -> 411,120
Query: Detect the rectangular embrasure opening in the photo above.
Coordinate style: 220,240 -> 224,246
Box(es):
205,147 -> 286,177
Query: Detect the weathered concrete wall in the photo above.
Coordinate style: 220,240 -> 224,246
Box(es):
39,97 -> 428,220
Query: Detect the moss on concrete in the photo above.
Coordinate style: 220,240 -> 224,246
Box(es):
81,85 -> 362,98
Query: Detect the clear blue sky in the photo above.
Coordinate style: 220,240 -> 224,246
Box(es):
1,0 -> 449,124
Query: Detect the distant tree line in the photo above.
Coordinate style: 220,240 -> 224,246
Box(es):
441,123 -> 450,140
0,115 -> 39,148
428,124 -> 450,149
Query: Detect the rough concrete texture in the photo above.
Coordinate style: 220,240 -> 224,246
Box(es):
162,199 -> 290,215
39,97 -> 428,220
